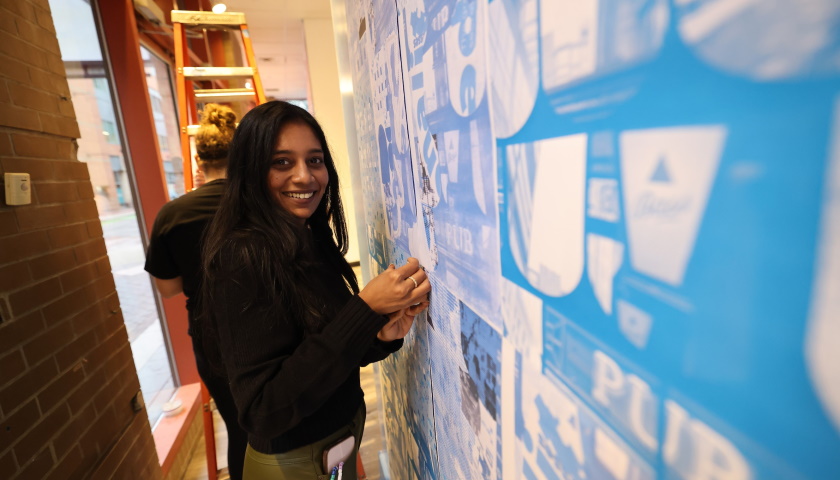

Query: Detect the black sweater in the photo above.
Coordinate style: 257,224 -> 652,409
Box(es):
206,231 -> 402,453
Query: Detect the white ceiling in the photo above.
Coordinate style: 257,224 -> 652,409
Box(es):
222,0 -> 332,100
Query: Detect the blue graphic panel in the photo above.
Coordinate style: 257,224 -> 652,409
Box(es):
339,0 -> 840,478
429,279 -> 502,480
398,0 -> 501,322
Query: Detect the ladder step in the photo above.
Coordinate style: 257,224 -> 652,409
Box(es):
182,66 -> 255,80
194,88 -> 256,102
171,10 -> 246,27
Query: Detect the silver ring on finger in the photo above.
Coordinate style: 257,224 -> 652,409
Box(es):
407,275 -> 418,289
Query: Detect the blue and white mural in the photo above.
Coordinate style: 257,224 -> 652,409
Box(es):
338,0 -> 840,478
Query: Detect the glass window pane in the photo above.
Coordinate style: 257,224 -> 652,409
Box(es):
141,47 -> 185,199
49,0 -> 177,427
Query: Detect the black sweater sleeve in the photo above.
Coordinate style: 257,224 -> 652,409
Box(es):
210,240 -> 390,441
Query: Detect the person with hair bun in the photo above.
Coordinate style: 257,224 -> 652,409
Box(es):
145,103 -> 247,479
199,101 -> 430,479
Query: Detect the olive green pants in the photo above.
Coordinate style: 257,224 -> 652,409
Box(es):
243,405 -> 366,480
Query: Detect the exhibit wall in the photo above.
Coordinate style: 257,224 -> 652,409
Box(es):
333,0 -> 840,478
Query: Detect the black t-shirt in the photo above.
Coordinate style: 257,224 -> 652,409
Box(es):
144,179 -> 225,312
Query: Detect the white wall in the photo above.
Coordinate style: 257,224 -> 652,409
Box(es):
303,18 -> 359,264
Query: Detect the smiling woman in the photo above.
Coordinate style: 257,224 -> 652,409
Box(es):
268,122 -> 330,224
197,101 -> 431,480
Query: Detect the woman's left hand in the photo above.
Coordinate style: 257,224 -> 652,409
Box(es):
377,301 -> 429,342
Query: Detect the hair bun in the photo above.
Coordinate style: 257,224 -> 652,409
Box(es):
200,103 -> 237,132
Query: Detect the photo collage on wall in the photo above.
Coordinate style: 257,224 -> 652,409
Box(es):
340,0 -> 840,478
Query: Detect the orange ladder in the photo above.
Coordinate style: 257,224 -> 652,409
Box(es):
170,9 -> 266,480
171,9 -> 266,191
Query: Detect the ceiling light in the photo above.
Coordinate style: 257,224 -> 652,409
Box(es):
211,1 -> 226,14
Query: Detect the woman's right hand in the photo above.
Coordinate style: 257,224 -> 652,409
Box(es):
359,257 -> 431,315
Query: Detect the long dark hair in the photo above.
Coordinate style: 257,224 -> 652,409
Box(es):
200,101 -> 358,331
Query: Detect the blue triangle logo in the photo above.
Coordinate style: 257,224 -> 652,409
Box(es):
650,156 -> 671,183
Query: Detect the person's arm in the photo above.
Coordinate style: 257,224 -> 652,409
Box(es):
211,241 -> 388,440
153,276 -> 183,298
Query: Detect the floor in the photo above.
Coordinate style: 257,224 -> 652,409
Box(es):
181,364 -> 386,480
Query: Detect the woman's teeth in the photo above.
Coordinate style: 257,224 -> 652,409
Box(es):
285,192 -> 314,199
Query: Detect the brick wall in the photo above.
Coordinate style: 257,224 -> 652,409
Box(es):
0,0 -> 161,478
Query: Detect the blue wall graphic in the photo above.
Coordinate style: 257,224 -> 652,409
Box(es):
338,0 -> 840,478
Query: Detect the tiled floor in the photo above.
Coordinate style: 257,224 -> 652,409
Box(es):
181,364 -> 386,480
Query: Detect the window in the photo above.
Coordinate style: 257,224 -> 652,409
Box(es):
50,0 -> 177,427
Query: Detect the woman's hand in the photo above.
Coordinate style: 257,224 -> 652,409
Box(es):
377,301 -> 429,342
359,257 -> 431,315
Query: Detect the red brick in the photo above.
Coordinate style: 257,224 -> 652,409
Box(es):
0,400 -> 39,452
74,239 -> 107,263
15,16 -> 60,55
29,248 -> 75,281
0,102 -> 41,130
68,303 -> 100,338
32,182 -> 79,204
0,82 -> 8,103
0,209 -> 18,235
91,274 -> 116,299
10,133 -> 60,159
47,51 -> 66,76
86,219 -> 103,239
29,68 -> 68,95
0,10 -> 16,34
63,199 -> 97,223
30,0 -> 51,12
15,204 -> 66,231
37,359 -> 85,412
41,283 -> 97,322
0,310 -> 44,352
58,95 -> 75,117
0,133 -> 12,155
0,156 -> 56,181
54,161 -> 89,180
22,318 -> 74,365
0,53 -> 31,83
54,326 -> 96,371
88,327 -> 128,373
45,445 -> 84,480
82,404 -> 118,452
76,181 -> 94,200
0,261 -> 31,292
0,30 -> 47,70
0,296 -> 9,324
70,294 -> 119,338
95,257 -> 112,277
47,222 -> 88,248
39,112 -> 80,138
14,404 -> 70,465
0,349 -> 25,386
7,81 -> 58,114
0,230 -> 50,264
8,276 -> 61,316
34,5 -> 55,34
96,309 -> 125,347
54,401 -> 96,459
16,447 -> 54,480
0,355 -> 57,412
0,1 -> 36,21
0,450 -> 16,475
64,365 -> 103,414
59,261 -> 99,293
